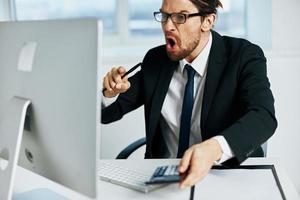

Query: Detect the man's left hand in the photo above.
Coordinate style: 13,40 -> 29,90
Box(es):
178,139 -> 223,189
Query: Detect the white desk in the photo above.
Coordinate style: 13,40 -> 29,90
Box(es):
12,158 -> 300,200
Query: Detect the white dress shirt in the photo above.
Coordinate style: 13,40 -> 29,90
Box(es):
160,33 -> 233,163
103,33 -> 234,163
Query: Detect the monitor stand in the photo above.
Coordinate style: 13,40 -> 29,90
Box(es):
0,97 -> 31,200
12,188 -> 69,200
0,97 -> 69,200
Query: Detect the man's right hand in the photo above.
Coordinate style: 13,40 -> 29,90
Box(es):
102,66 -> 131,98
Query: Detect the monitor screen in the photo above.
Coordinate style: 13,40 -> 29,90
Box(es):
0,19 -> 102,198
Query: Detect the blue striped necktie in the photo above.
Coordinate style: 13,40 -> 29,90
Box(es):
177,64 -> 196,158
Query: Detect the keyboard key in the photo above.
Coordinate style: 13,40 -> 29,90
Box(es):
98,161 -> 165,193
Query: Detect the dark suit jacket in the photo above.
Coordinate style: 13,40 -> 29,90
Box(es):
102,30 -> 277,166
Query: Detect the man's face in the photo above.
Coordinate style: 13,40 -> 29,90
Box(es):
160,0 -> 203,61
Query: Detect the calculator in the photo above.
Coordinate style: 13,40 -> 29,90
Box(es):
146,165 -> 181,184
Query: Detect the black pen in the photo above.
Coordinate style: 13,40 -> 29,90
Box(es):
102,62 -> 142,93
121,62 -> 142,79
190,186 -> 195,200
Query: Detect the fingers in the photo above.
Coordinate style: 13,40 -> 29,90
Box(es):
115,79 -> 130,92
120,76 -> 131,91
179,155 -> 204,189
112,67 -> 124,85
102,66 -> 130,97
103,74 -> 112,92
108,69 -> 117,88
118,67 -> 126,75
178,144 -> 214,189
113,67 -> 130,92
179,149 -> 193,173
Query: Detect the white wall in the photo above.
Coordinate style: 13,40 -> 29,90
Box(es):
272,0 -> 300,52
266,0 -> 300,194
100,0 -> 300,193
267,53 -> 300,194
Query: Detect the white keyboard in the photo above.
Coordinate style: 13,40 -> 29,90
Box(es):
98,161 -> 164,193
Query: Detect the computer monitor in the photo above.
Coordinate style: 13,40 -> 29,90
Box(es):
0,19 -> 102,198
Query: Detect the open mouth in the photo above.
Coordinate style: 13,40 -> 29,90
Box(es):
168,38 -> 176,48
166,36 -> 178,51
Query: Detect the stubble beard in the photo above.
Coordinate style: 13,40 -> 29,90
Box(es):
166,36 -> 200,62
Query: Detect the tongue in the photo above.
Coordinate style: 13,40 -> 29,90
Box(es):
166,43 -> 173,51
167,39 -> 176,51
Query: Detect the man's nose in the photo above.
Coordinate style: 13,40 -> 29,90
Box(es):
162,17 -> 176,32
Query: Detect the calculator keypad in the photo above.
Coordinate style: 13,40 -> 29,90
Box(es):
146,165 -> 181,184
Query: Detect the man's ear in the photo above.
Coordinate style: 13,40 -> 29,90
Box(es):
201,14 -> 216,31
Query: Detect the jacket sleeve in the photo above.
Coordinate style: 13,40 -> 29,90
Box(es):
222,44 -> 277,166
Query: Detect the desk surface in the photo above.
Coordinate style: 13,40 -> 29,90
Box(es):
13,158 -> 300,200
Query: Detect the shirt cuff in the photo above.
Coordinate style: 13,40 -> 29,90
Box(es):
101,93 -> 118,108
212,135 -> 234,164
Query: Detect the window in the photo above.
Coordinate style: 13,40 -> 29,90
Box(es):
129,0 -> 162,36
215,0 -> 246,37
128,0 -> 247,38
14,0 -> 247,41
15,0 -> 116,33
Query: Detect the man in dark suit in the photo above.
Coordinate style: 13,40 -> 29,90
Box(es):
102,0 -> 277,189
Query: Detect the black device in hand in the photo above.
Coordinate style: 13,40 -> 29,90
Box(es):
146,165 -> 181,185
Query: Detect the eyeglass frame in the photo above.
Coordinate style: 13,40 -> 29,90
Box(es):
153,11 -> 211,24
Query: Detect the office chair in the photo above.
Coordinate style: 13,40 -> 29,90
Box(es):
116,138 -> 268,159
261,142 -> 268,157
116,137 -> 146,159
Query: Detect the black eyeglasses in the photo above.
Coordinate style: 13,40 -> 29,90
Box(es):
153,11 -> 208,24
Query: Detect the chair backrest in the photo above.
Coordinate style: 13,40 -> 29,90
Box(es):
116,138 -> 146,159
116,138 -> 268,158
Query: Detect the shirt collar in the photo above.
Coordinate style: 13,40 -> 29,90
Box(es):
179,32 -> 212,77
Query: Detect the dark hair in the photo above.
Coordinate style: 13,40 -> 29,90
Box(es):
189,0 -> 223,15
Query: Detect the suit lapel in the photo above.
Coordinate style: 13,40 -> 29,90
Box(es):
148,59 -> 177,144
201,31 -> 227,131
